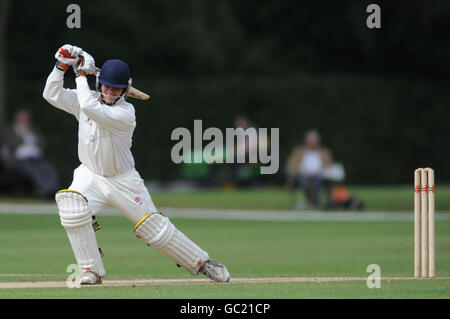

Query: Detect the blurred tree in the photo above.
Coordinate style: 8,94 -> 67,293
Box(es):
0,0 -> 10,126
3,0 -> 450,185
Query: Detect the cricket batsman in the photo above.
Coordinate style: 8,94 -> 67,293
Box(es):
42,44 -> 230,285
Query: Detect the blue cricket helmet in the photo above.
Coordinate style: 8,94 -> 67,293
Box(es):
98,59 -> 131,89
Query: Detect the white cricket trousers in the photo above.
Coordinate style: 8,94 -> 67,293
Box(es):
69,164 -> 157,224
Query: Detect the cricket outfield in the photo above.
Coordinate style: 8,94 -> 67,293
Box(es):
0,187 -> 449,299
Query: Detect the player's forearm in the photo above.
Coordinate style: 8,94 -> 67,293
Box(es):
75,75 -> 97,109
42,67 -> 66,107
43,67 -> 80,118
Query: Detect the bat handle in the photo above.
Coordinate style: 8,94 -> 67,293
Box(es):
92,67 -> 100,76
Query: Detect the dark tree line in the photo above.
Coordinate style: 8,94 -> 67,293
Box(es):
2,0 -> 450,185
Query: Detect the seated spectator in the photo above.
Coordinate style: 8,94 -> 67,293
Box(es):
230,115 -> 261,188
286,129 -> 334,208
1,108 -> 59,199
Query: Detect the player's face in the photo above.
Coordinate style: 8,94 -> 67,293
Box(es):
101,85 -> 124,104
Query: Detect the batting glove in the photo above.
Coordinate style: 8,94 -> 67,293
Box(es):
55,44 -> 82,72
73,51 -> 96,77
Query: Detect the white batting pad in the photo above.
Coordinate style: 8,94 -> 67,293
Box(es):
134,213 -> 210,274
56,190 -> 106,277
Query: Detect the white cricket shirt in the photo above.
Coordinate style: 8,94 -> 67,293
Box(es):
43,67 -> 136,177
299,150 -> 323,176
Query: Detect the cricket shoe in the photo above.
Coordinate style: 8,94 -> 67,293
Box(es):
80,270 -> 103,285
199,259 -> 230,282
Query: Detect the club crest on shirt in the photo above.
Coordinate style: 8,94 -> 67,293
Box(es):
134,196 -> 143,206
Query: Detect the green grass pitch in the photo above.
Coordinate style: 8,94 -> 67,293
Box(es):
0,211 -> 449,299
149,185 -> 450,211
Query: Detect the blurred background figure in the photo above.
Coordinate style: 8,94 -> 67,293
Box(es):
230,115 -> 262,188
0,108 -> 59,199
178,115 -> 270,189
285,129 -> 336,209
327,183 -> 364,211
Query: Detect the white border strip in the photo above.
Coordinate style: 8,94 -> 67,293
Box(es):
0,203 -> 449,222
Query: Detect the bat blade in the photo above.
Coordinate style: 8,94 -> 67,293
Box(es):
128,87 -> 150,100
